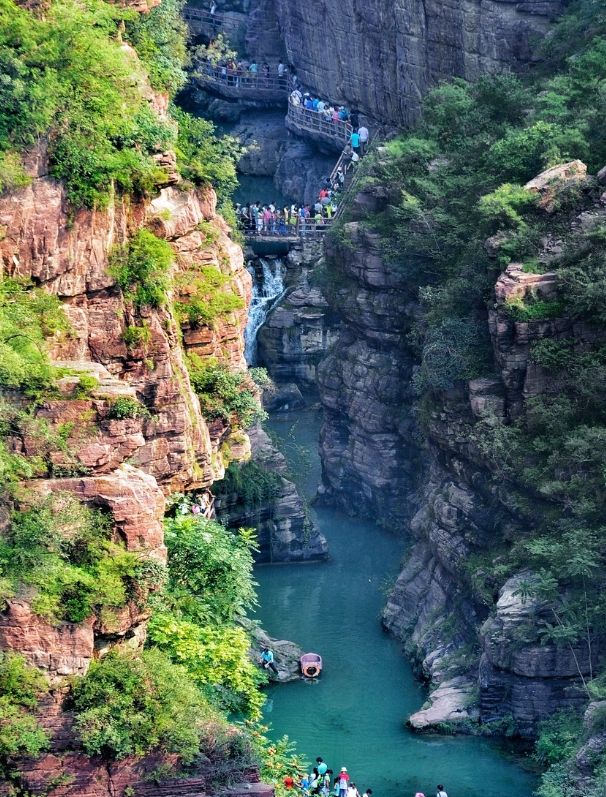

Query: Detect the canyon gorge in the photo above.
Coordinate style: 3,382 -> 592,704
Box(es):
1,0 -> 606,796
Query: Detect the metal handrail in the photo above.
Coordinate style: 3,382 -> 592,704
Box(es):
183,6 -> 243,33
242,219 -> 334,240
331,132 -> 379,223
196,63 -> 291,95
287,102 -> 353,146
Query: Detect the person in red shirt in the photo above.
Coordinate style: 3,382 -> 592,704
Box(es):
338,768 -> 350,797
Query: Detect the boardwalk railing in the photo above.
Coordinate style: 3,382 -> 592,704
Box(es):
194,63 -> 291,100
183,5 -> 244,35
242,220 -> 334,242
286,102 -> 353,148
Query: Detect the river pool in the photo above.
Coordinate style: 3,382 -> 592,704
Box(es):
253,409 -> 537,797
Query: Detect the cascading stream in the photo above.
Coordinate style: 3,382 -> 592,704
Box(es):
245,257 -> 286,365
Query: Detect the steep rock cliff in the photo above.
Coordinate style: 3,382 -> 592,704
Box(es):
316,209 -> 420,525
243,0 -> 564,124
320,165 -> 606,737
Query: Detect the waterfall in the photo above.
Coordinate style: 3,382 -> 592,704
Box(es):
245,257 -> 286,365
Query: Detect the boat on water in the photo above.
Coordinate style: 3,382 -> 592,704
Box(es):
300,652 -> 322,678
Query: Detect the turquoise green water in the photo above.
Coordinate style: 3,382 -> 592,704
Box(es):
254,409 -> 536,797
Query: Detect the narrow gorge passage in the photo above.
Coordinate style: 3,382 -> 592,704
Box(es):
255,410 -> 537,797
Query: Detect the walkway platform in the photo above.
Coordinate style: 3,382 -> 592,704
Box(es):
183,5 -> 245,39
194,64 -> 290,103
286,103 -> 352,150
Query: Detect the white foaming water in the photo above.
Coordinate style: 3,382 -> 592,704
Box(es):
245,257 -> 286,364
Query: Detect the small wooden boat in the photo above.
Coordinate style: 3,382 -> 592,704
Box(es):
300,652 -> 322,678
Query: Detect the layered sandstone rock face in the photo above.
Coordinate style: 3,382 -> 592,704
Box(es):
257,244 -> 341,393
0,139 -> 253,672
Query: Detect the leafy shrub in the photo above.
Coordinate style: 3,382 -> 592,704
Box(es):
0,495 -> 140,623
172,106 -> 242,201
122,324 -> 152,350
478,184 -> 537,230
106,396 -> 150,421
162,515 -> 257,624
530,339 -> 575,370
0,0 -> 178,208
0,652 -> 49,765
242,722 -> 308,797
412,316 -> 492,393
174,266 -> 244,328
534,710 -> 583,766
73,374 -> 99,398
124,0 -> 187,95
188,356 -> 266,428
72,648 -> 218,761
215,461 -> 282,508
148,614 -> 266,717
248,367 -> 272,388
109,229 -> 174,309
0,277 -> 69,396
504,295 -> 565,321
0,151 -> 30,193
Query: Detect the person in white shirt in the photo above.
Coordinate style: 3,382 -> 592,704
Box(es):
436,786 -> 448,797
357,125 -> 369,155
346,785 -> 360,797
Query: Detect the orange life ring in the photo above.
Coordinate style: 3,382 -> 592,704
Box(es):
303,663 -> 319,677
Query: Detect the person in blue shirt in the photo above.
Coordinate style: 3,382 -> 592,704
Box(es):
350,130 -> 360,152
260,646 -> 279,674
316,758 -> 328,776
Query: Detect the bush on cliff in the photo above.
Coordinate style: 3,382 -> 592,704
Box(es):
0,0 -> 240,209
174,265 -> 245,328
147,516 -> 265,717
124,0 -> 188,96
0,495 -> 143,624
188,356 -> 267,429
0,277 -> 69,396
0,652 -> 49,766
109,229 -> 174,309
72,648 -> 220,761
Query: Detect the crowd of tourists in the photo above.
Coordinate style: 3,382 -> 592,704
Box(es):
282,758 -> 450,797
202,56 -> 293,89
236,126 -> 370,238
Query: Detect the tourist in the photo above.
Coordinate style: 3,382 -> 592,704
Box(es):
361,789 -> 372,797
260,646 -> 278,674
249,60 -> 258,76
350,128 -> 360,154
322,770 -> 333,796
309,768 -> 321,794
278,61 -> 286,78
414,793 -> 425,797
301,775 -> 311,795
278,211 -> 287,235
358,124 -> 369,155
346,784 -> 360,797
209,0 -> 216,14
436,787 -> 448,797
338,768 -> 350,797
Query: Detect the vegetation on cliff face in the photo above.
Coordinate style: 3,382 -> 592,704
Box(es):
0,652 -> 49,772
0,0 -> 286,789
334,0 -> 606,790
0,0 -> 239,208
0,496 -> 147,624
